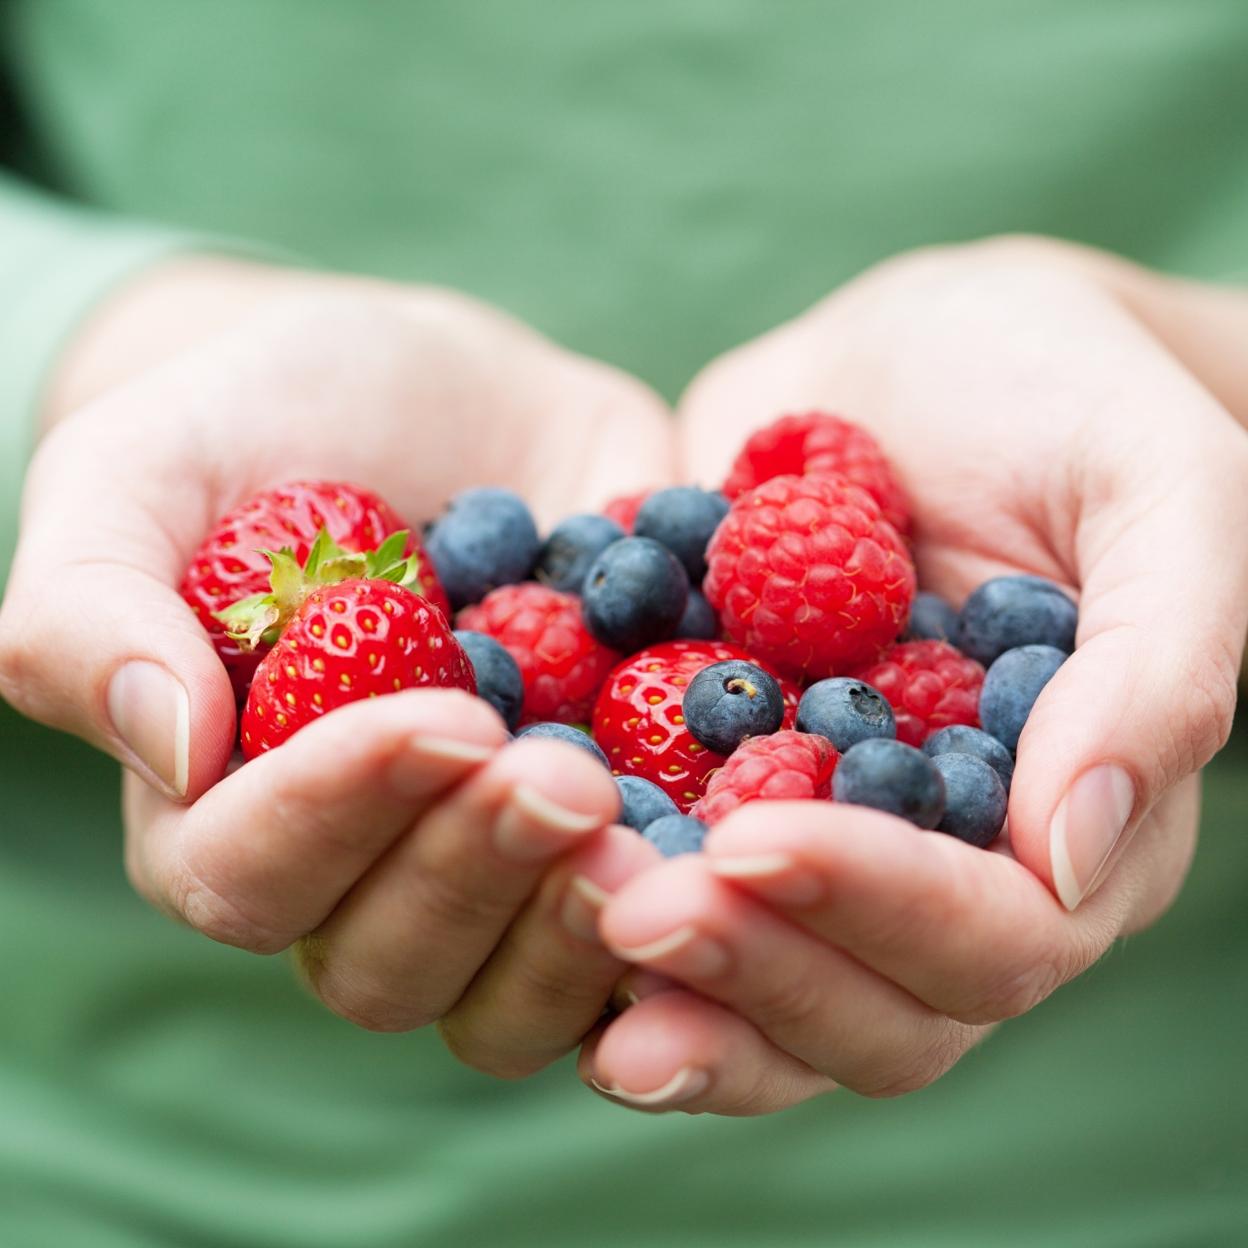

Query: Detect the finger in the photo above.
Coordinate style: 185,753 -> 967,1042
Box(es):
437,824 -> 661,1078
579,990 -> 834,1116
126,688 -> 508,950
598,856 -> 978,1096
298,738 -> 620,1032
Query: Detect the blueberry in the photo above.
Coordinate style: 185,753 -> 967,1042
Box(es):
615,775 -> 679,832
642,813 -> 708,858
930,753 -> 1007,847
904,591 -> 960,643
426,487 -> 540,609
674,589 -> 719,640
957,575 -> 1077,666
832,738 -> 946,829
454,630 -> 524,731
513,721 -> 609,768
633,487 -> 730,582
922,724 -> 1015,791
978,644 -> 1066,751
683,660 -> 784,755
582,537 -> 689,652
797,678 -> 896,752
534,513 -> 625,594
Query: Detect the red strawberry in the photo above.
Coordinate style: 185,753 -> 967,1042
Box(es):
592,640 -> 799,812
704,473 -> 914,683
695,730 -> 838,825
723,412 -> 912,536
851,640 -> 984,747
457,583 -> 620,725
181,480 -> 447,702
602,491 -> 652,534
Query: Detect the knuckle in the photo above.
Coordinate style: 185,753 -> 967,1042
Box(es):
745,967 -> 826,1036
1178,646 -> 1239,764
0,612 -> 40,714
310,966 -> 435,1034
414,867 -> 517,936
166,861 -> 291,955
859,1021 -> 975,1099
436,1016 -> 550,1080
953,944 -> 1081,1024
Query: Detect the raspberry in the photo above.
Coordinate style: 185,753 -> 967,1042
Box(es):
592,640 -> 799,812
703,474 -> 914,682
722,412 -> 913,536
851,640 -> 984,747
695,731 -> 838,825
457,583 -> 619,725
602,491 -> 651,534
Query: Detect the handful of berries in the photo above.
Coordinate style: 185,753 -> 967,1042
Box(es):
182,412 -> 1076,856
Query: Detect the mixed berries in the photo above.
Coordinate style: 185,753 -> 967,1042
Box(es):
188,411 -> 1079,858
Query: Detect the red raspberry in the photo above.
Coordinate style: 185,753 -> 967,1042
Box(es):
592,640 -> 799,812
602,491 -> 651,534
458,583 -> 619,725
851,640 -> 984,747
722,412 -> 912,537
703,474 -> 914,682
695,730 -> 838,825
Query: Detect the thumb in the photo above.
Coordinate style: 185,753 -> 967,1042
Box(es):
0,410 -> 236,801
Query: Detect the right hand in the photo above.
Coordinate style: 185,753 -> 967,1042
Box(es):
0,262 -> 670,1074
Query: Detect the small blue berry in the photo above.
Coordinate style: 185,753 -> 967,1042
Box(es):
634,487 -> 730,582
426,487 -> 540,609
930,752 -> 1007,847
957,575 -> 1077,666
454,630 -> 524,731
674,589 -> 719,640
683,660 -> 784,755
615,775 -> 679,832
643,813 -> 708,858
582,537 -> 689,652
534,513 -> 625,594
905,591 -> 960,643
978,644 -> 1066,751
832,738 -> 946,829
797,677 -> 895,752
513,721 -> 609,768
922,724 -> 1015,791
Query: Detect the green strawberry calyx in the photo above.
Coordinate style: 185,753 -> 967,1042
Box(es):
214,528 -> 423,650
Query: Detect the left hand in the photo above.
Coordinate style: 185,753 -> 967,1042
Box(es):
577,236 -> 1248,1114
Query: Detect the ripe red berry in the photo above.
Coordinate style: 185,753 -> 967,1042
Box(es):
695,730 -> 838,825
601,491 -> 652,534
457,583 -> 620,725
592,640 -> 799,812
241,578 -> 474,759
722,411 -> 913,537
703,473 -> 915,682
851,640 -> 984,747
181,480 -> 447,702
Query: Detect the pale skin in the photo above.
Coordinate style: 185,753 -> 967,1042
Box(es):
0,237 -> 1245,1114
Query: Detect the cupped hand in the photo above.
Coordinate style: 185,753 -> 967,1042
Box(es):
582,237 -> 1248,1114
0,264 -> 670,1072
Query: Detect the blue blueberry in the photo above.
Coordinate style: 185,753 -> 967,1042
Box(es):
922,724 -> 1015,791
797,678 -> 896,752
633,487 -> 730,582
426,487 -> 540,609
978,644 -> 1066,751
615,775 -> 679,832
674,589 -> 719,640
582,537 -> 689,652
930,752 -> 1008,847
454,630 -> 524,731
513,721 -> 609,768
957,575 -> 1077,666
682,660 -> 784,755
832,738 -> 946,829
642,813 -> 708,858
534,513 -> 625,594
904,591 -> 960,643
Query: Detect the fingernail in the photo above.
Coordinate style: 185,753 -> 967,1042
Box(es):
590,1066 -> 709,1109
493,783 -> 603,863
561,874 -> 610,943
610,969 -> 677,1011
106,661 -> 190,797
1049,764 -> 1136,910
708,853 -> 824,906
608,925 -> 731,978
388,735 -> 494,798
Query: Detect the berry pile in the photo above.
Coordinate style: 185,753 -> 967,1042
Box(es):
188,411 -> 1078,856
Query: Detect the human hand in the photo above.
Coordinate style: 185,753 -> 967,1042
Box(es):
580,237 -> 1248,1113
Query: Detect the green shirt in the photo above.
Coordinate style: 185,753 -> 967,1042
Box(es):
1,3 -> 1245,1244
